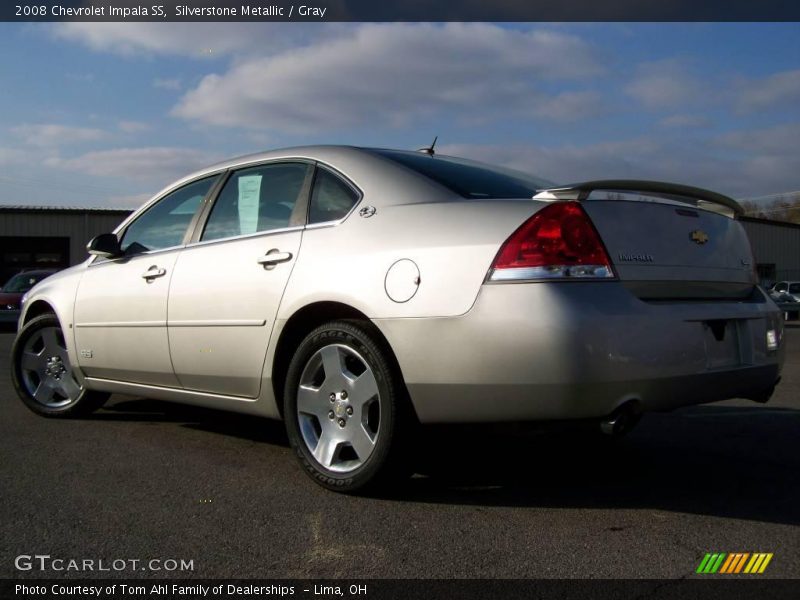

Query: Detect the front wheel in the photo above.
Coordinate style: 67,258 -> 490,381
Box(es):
283,320 -> 412,493
11,314 -> 109,417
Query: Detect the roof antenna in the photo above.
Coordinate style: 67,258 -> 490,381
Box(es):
417,136 -> 438,156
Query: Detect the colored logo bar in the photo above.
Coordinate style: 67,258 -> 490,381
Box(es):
696,553 -> 773,574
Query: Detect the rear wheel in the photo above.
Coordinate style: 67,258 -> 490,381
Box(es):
283,320 -> 411,492
11,314 -> 109,417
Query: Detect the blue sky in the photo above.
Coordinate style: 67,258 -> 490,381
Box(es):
0,22 -> 798,208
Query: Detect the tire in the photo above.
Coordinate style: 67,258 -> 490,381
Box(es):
11,313 -> 109,418
283,319 -> 413,493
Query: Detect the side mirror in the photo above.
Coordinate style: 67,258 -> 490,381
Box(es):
87,233 -> 122,258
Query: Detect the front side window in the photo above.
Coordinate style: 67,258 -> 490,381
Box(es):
308,168 -> 360,224
202,162 -> 310,242
789,283 -> 800,294
120,176 -> 217,255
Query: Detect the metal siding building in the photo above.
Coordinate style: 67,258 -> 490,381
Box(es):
0,206 -> 132,284
740,216 -> 800,285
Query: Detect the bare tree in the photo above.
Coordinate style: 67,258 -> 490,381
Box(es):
740,193 -> 800,225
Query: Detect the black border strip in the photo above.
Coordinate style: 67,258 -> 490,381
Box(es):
4,1 -> 800,22
4,578 -> 800,600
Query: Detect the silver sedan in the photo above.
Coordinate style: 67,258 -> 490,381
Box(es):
11,146 -> 786,492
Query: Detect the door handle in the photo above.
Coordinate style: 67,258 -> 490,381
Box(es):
141,265 -> 167,280
257,250 -> 293,269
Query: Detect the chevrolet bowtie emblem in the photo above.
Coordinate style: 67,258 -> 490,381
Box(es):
690,230 -> 709,245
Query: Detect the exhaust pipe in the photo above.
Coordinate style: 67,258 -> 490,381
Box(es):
600,401 -> 641,437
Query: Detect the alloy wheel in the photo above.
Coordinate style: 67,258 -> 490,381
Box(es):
296,343 -> 381,473
19,325 -> 82,408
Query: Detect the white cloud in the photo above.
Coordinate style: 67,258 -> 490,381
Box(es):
51,22 -> 327,58
627,63 -> 800,116
118,120 -> 150,133
440,129 -> 800,198
12,123 -> 106,147
735,69 -> 800,112
0,147 -> 28,165
45,147 -> 220,185
625,59 -> 704,111
659,114 -> 712,129
38,22 -> 799,202
716,122 -> 800,156
172,23 -> 603,132
531,91 -> 606,122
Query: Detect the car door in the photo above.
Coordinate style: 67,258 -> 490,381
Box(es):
167,161 -> 313,398
74,175 -> 218,387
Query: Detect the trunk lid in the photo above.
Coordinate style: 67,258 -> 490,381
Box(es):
582,200 -> 756,299
533,181 -> 756,300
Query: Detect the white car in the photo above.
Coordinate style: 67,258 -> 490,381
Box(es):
11,146 -> 786,492
770,281 -> 800,302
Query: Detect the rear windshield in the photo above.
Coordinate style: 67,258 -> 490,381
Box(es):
369,149 -> 552,199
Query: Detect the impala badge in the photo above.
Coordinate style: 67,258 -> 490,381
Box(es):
690,230 -> 709,245
618,253 -> 654,263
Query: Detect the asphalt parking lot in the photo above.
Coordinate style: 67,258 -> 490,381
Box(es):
1,326 -> 798,580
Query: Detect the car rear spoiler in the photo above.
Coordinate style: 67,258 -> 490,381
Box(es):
533,180 -> 743,217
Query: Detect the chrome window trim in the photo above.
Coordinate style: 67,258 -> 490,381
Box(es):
86,243 -> 186,268
185,157 -> 365,248
114,170 -> 226,239
209,157 -> 365,227
218,155 -> 362,198
88,156 -> 366,265
193,159 -> 316,245
213,156 -> 316,171
88,171 -> 224,266
304,220 -> 349,231
184,224 -> 306,250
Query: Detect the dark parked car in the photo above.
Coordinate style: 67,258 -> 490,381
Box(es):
0,270 -> 57,325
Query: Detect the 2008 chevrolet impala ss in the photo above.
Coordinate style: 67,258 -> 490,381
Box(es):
11,146 -> 785,491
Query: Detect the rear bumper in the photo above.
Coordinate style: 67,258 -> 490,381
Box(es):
374,282 -> 785,423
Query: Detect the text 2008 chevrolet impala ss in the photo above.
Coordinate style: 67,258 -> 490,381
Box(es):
11,146 -> 785,491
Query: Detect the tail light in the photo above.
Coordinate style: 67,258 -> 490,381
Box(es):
488,201 -> 614,281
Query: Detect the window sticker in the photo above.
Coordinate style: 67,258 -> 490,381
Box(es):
238,175 -> 262,235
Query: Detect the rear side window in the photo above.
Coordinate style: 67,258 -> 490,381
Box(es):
202,162 -> 310,241
120,176 -> 216,255
370,149 -> 552,199
308,168 -> 360,224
